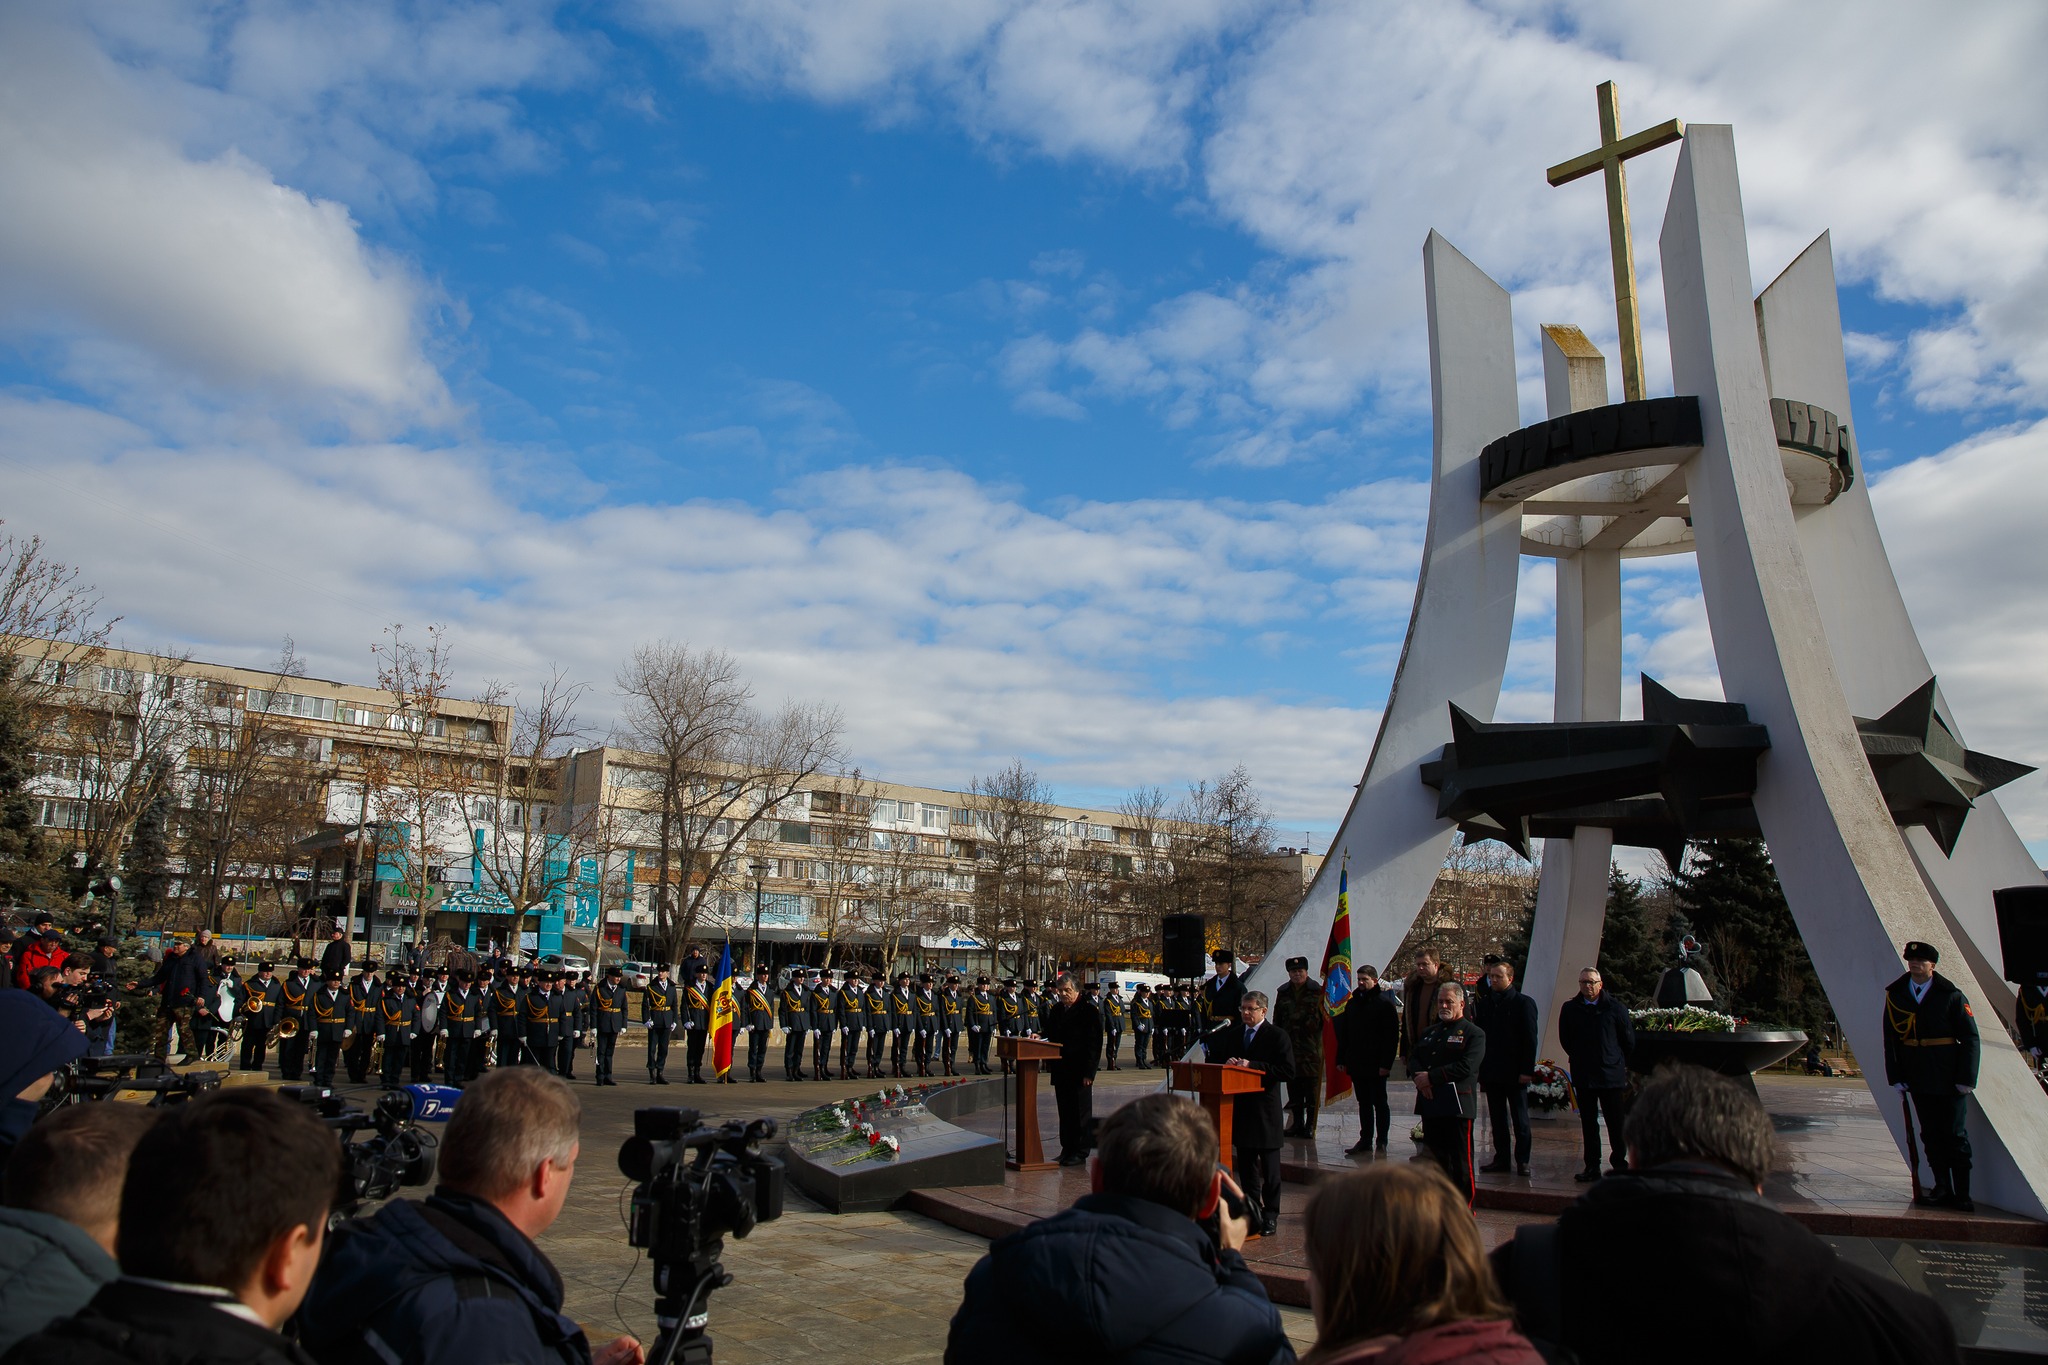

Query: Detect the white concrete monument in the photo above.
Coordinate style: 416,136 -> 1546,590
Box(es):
1247,93 -> 2048,1217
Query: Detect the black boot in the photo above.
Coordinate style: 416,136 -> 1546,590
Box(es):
1951,1165 -> 1975,1213
1918,1165 -> 1952,1206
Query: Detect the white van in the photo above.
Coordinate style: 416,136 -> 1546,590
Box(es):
1096,969 -> 1170,993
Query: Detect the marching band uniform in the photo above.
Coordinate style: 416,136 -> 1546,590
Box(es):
939,979 -> 964,1076
378,988 -> 418,1088
836,973 -> 865,1080
913,975 -> 939,1077
490,974 -> 524,1070
276,964 -> 312,1081
968,979 -> 995,1074
440,978 -> 481,1086
1101,987 -> 1125,1070
234,966 -> 281,1072
684,971 -> 713,1083
889,975 -> 914,1078
310,976 -> 350,1086
522,975 -> 561,1074
644,970 -> 678,1084
345,968 -> 382,1083
808,973 -> 836,1080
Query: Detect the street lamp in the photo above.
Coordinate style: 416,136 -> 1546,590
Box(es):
749,858 -> 769,974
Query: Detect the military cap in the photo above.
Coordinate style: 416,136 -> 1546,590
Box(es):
1285,955 -> 1309,971
257,960 -> 275,972
976,975 -> 989,985
295,958 -> 313,970
753,963 -> 770,974
1903,940 -> 1940,964
1212,948 -> 1234,964
605,964 -> 622,976
918,972 -> 932,983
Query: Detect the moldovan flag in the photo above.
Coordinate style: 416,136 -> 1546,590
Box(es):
710,941 -> 738,1080
1321,865 -> 1355,1104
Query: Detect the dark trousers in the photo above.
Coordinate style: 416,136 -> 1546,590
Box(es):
940,1030 -> 959,1072
891,1027 -> 910,1073
445,1033 -> 474,1086
839,1028 -> 861,1076
1133,1027 -> 1151,1068
1103,1030 -> 1121,1068
1579,1087 -> 1629,1171
812,1027 -> 831,1076
968,1027 -> 991,1070
1053,1077 -> 1093,1158
472,1034 -> 496,1078
277,1029 -> 308,1081
747,1027 -> 769,1078
1235,1145 -> 1282,1229
783,1027 -> 806,1077
1486,1083 -> 1532,1165
380,1032 -> 409,1086
313,1036 -> 341,1085
496,1023 -> 521,1068
346,1028 -> 375,1081
649,1024 -> 673,1077
557,1032 -> 579,1076
238,1023 -> 271,1071
866,1027 -> 886,1073
1285,1073 -> 1321,1135
1354,1072 -> 1391,1146
595,1032 -> 618,1082
524,1028 -> 556,1073
1422,1117 -> 1476,1206
686,1026 -> 707,1079
412,1034 -> 437,1084
913,1029 -> 933,1072
1911,1090 -> 1974,1187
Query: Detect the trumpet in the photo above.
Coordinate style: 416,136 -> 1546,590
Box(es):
276,1016 -> 302,1040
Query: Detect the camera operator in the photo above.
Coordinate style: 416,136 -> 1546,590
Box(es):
84,941 -> 122,1057
0,995 -> 88,1174
3,1089 -> 340,1365
296,1067 -> 645,1365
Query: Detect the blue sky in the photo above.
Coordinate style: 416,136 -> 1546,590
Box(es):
3,1 -> 2046,854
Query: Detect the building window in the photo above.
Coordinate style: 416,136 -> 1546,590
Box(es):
778,821 -> 812,846
921,804 -> 948,829
249,690 -> 337,721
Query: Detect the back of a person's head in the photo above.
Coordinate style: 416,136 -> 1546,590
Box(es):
438,1065 -> 581,1200
1302,1163 -> 1508,1358
3,1103 -> 159,1237
119,1089 -> 339,1289
1093,1093 -> 1215,1217
1625,1064 -> 1774,1187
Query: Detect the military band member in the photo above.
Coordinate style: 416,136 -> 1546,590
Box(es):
233,961 -> 280,1072
440,972 -> 482,1086
1101,982 -> 1125,1070
684,965 -> 713,1084
743,964 -> 775,1083
836,970 -> 865,1080
807,970 -> 836,1080
939,976 -> 964,1076
276,960 -> 312,1081
490,968 -> 524,1070
968,976 -> 995,1074
644,965 -> 678,1085
556,971 -> 587,1078
1019,980 -> 1040,1038
310,973 -> 350,1086
378,982 -> 419,1088
1885,939 -> 1982,1211
589,966 -> 628,1086
411,976 -> 442,1084
523,971 -> 561,1074
1130,984 -> 1154,1069
864,972 -> 889,1078
345,963 -> 382,1083
778,970 -> 809,1081
469,966 -> 497,1078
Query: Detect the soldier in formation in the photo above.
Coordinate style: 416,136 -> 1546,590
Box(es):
310,971 -> 350,1086
491,967 -> 524,1069
967,976 -> 995,1074
1129,983 -> 1153,1069
591,965 -> 628,1086
276,960 -> 312,1082
644,964 -> 678,1085
801,970 -> 830,1081
345,963 -> 382,1083
837,970 -> 866,1080
939,975 -> 963,1075
887,972 -> 912,1077
743,963 -> 775,1083
234,961 -> 281,1073
1100,982 -> 1125,1069
1273,955 -> 1329,1139
779,968 -> 809,1081
378,976 -> 419,1088
441,970 -> 483,1087
997,979 -> 1022,1073
684,964 -> 714,1084
914,973 -> 939,1076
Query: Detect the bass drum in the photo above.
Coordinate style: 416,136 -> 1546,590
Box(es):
214,980 -> 237,1023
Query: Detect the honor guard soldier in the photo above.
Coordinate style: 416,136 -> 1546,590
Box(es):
589,966 -> 628,1086
234,962 -> 280,1072
644,964 -> 678,1084
683,965 -> 713,1084
997,980 -> 1022,1073
778,969 -> 809,1081
345,963 -> 382,1083
1019,980 -> 1040,1038
377,981 -> 419,1088
276,960 -> 312,1081
807,970 -> 836,1080
490,968 -> 524,1070
522,971 -> 560,1073
310,972 -> 351,1086
913,973 -> 939,1076
968,977 -> 995,1074
1101,982 -> 1125,1070
1202,949 -> 1246,1046
556,972 -> 587,1078
1409,981 -> 1486,1207
1130,984 -> 1154,1069
743,964 -> 775,1082
1274,955 -> 1330,1139
1884,940 -> 1982,1211
883,972 -> 911,1077
440,972 -> 481,1086
2015,970 -> 2048,1067
938,976 -> 964,1075
836,970 -> 865,1080
864,972 -> 889,1077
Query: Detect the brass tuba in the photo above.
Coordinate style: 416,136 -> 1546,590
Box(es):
276,1016 -> 302,1040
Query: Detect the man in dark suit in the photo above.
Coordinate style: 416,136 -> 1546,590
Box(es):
1559,965 -> 1635,1181
1473,957 -> 1539,1176
1211,989 -> 1294,1237
1041,972 -> 1102,1167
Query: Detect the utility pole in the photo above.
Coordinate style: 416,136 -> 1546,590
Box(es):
749,857 -> 768,974
342,778 -> 370,963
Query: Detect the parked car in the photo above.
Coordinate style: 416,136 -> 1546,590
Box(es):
619,959 -> 664,989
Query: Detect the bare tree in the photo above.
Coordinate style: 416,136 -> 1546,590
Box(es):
463,666 -> 590,954
966,760 -> 1061,979
1173,765 -> 1280,958
0,524 -> 113,700
64,652 -> 194,907
861,821 -> 949,972
615,641 -> 845,960
809,773 -> 879,968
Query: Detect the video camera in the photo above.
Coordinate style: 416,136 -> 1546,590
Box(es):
39,1055 -> 223,1113
618,1107 -> 784,1365
280,1085 -> 439,1217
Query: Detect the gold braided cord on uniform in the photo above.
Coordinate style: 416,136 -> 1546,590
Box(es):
2024,990 -> 2048,1027
314,993 -> 343,1024
1885,991 -> 1922,1044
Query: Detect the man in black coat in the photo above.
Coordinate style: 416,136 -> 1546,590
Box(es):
1410,981 -> 1485,1206
1473,958 -> 1539,1176
318,927 -> 351,981
1332,963 -> 1400,1156
1491,1064 -> 1958,1365
1558,965 -> 1634,1181
1041,973 -> 1102,1167
1210,990 -> 1295,1237
1200,949 -> 1245,1046
1884,939 -> 1983,1210
943,1092 -> 1291,1365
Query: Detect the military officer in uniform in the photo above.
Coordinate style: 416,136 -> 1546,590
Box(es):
276,960 -> 312,1081
644,964 -> 678,1084
938,975 -> 964,1075
1129,984 -> 1154,1069
888,972 -> 915,1078
864,971 -> 889,1077
591,965 -> 628,1086
1884,940 -> 1982,1211
2014,969 -> 2048,1067
684,964 -> 714,1084
996,979 -> 1022,1074
1019,980 -> 1040,1039
440,971 -> 482,1086
490,967 -> 524,1070
521,970 -> 560,1073
836,970 -> 865,1080
556,972 -> 587,1078
742,964 -> 775,1082
967,976 -> 995,1074
377,980 -> 419,1088
1410,980 -> 1486,1207
1274,955 -> 1329,1139
345,963 -> 382,1083
234,961 -> 280,1073
778,969 -> 809,1081
1101,982 -> 1125,1070
309,972 -> 351,1086
807,970 -> 836,1081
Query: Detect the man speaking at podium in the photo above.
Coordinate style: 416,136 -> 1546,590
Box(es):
1211,991 -> 1294,1237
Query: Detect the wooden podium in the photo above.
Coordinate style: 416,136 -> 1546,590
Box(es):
1169,1060 -> 1265,1155
998,1036 -> 1063,1171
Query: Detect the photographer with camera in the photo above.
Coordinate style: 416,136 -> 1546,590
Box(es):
0,994 -> 88,1174
4,1088 -> 340,1365
945,1092 -> 1291,1365
296,1066 -> 645,1365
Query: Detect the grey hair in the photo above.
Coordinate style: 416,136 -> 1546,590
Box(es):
438,1066 -> 582,1199
1437,982 -> 1466,1001
1053,972 -> 1080,993
1625,1064 -> 1774,1187
1243,990 -> 1269,1010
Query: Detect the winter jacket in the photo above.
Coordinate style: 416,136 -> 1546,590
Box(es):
1334,985 -> 1400,1076
11,938 -> 66,991
1555,992 -> 1633,1091
0,1207 -> 118,1354
0,1280 -> 312,1365
293,1189 -> 592,1365
1489,1162 -> 1959,1365
0,995 -> 86,1174
1306,1319 -> 1542,1365
945,1191 -> 1294,1365
146,951 -> 212,1014
1471,986 -> 1538,1090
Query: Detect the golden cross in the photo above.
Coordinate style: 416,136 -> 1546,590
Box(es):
1546,81 -> 1684,403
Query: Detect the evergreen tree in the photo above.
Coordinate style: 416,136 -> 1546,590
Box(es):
1598,867 -> 1665,1007
1500,884 -> 1538,983
0,677 -> 58,905
1672,837 -> 1833,1032
126,774 -> 173,931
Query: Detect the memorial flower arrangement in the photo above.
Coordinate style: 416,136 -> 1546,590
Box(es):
1527,1059 -> 1573,1112
802,1121 -> 877,1156
833,1131 -> 903,1165
791,1105 -> 851,1135
1630,1005 -> 1741,1033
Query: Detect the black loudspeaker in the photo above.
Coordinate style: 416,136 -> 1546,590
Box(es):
1995,886 -> 2048,985
1162,914 -> 1207,979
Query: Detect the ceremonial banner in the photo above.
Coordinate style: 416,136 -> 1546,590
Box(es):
711,941 -> 737,1079
1322,865 -> 1354,1103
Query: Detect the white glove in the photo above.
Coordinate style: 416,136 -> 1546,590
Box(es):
1957,1084 -> 1975,1095
1893,1082 -> 1909,1092
2032,1048 -> 2042,1058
